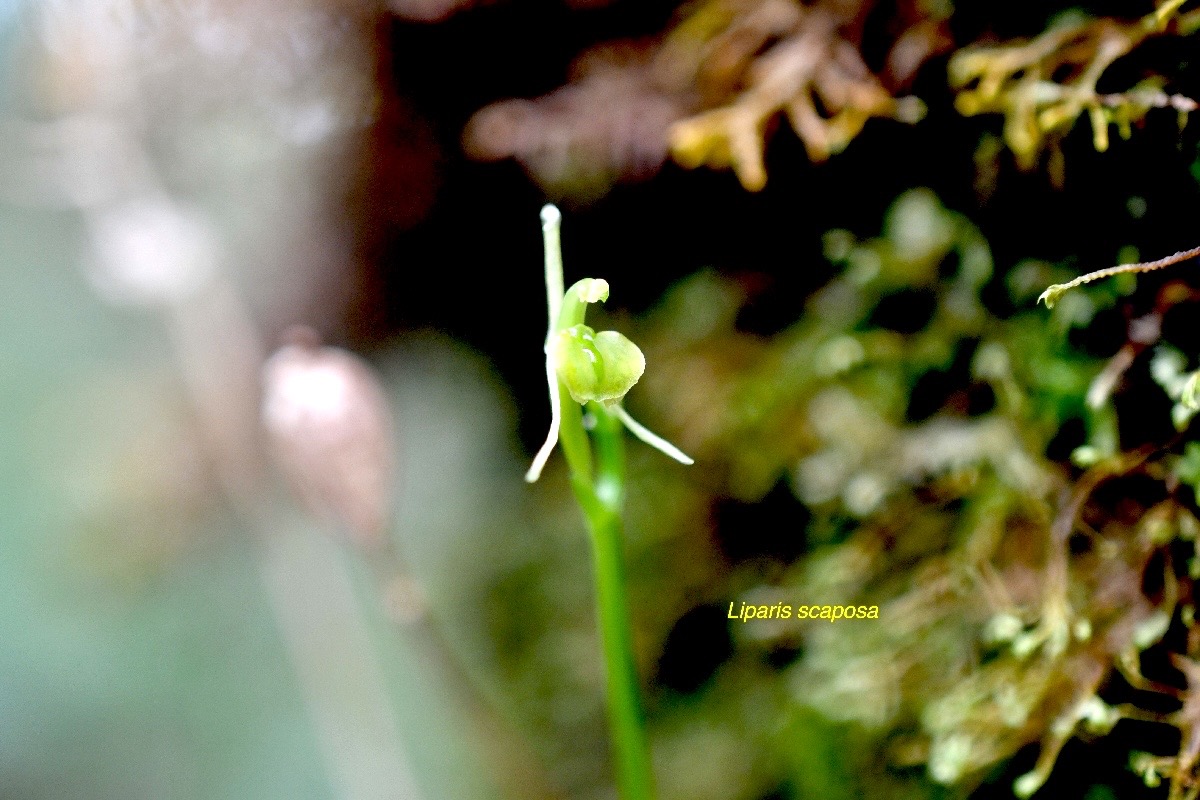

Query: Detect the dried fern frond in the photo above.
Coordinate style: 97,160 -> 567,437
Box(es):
463,0 -> 947,198
667,0 -> 933,191
950,5 -> 1200,171
463,41 -> 687,201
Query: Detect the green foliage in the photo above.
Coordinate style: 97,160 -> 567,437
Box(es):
590,188 -> 1200,799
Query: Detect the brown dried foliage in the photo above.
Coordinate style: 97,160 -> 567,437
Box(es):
464,0 -> 948,197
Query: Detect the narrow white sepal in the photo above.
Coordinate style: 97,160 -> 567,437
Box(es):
541,204 -> 563,330
612,405 -> 694,465
525,354 -> 563,482
528,204 -> 567,483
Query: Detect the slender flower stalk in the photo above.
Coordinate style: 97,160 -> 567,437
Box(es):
526,204 -> 692,800
1038,244 -> 1200,308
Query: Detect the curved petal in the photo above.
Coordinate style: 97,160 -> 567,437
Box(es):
525,353 -> 563,482
612,405 -> 694,465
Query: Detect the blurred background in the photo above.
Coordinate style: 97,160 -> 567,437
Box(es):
5,1 -> 1200,799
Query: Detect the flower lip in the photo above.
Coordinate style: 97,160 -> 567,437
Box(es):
552,325 -> 646,406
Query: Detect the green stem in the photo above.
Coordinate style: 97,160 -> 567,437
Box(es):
580,404 -> 655,800
555,398 -> 656,800
559,386 -> 594,489
587,509 -> 655,800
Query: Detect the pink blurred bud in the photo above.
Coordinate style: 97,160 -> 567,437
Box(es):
261,328 -> 396,549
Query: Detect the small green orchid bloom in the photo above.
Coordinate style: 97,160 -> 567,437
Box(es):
552,324 -> 646,405
525,205 -> 693,483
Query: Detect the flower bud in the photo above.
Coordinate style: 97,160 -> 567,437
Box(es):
261,328 -> 395,549
551,324 -> 646,406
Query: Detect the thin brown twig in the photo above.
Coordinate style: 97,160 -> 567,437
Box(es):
1040,245 -> 1200,307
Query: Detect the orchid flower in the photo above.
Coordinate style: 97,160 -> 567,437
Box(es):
525,204 -> 692,483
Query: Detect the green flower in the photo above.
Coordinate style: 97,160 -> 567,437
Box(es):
552,324 -> 646,405
525,206 -> 692,483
